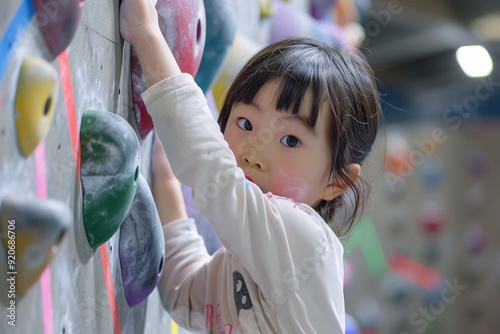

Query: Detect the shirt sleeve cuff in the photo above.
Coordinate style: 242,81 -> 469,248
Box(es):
162,217 -> 197,235
141,73 -> 196,106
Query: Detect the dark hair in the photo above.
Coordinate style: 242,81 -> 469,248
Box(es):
218,37 -> 382,237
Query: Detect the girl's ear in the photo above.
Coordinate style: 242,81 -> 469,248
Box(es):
319,163 -> 361,201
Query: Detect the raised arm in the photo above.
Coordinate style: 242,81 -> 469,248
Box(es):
120,0 -> 181,87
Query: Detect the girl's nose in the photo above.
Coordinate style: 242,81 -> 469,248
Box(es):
242,151 -> 266,171
243,156 -> 261,169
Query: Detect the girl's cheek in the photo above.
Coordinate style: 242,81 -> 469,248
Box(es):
273,170 -> 310,203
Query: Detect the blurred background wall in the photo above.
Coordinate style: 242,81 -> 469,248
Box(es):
344,1 -> 500,334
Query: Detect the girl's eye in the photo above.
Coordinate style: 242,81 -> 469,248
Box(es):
237,118 -> 253,131
280,135 -> 300,148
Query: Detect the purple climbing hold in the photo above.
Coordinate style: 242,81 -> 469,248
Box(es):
119,174 -> 165,307
32,0 -> 85,57
310,0 -> 337,20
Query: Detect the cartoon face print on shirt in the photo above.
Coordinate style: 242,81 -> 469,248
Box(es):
233,271 -> 253,316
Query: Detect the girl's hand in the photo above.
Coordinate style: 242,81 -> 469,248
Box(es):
120,0 -> 180,86
120,0 -> 160,46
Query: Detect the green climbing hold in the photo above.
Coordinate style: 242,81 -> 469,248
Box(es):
80,110 -> 140,248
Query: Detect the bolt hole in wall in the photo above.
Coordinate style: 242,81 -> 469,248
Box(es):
44,97 -> 51,116
196,18 -> 202,43
159,256 -> 164,274
0,0 -> 499,334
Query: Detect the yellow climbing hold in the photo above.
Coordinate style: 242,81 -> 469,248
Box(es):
260,0 -> 276,19
212,33 -> 260,112
0,194 -> 71,295
14,56 -> 58,157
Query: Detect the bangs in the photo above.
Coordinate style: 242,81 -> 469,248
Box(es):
219,38 -> 334,134
235,70 -> 326,130
274,76 -> 323,129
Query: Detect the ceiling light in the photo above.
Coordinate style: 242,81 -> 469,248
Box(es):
456,45 -> 493,78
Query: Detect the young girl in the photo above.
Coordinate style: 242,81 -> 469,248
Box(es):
121,1 -> 381,332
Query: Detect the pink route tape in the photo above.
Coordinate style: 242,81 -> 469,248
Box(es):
388,252 -> 442,291
100,246 -> 122,334
40,268 -> 54,334
34,143 -> 47,200
58,52 -> 79,167
34,142 -> 54,334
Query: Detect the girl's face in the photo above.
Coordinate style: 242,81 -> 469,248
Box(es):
224,81 -> 335,207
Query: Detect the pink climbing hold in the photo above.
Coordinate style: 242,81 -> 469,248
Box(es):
131,0 -> 206,138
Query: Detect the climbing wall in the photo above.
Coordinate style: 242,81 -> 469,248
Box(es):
0,0 -> 360,333
0,0 -> 242,333
0,0 -> 177,333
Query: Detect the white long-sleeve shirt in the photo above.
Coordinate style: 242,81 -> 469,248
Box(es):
142,74 -> 345,333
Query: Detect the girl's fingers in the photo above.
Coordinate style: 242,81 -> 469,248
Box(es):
120,0 -> 159,44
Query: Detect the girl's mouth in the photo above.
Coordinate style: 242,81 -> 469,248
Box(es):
245,175 -> 253,183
